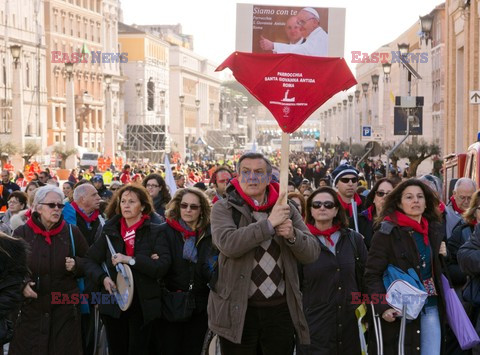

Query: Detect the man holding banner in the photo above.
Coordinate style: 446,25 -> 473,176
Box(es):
209,152 -> 320,354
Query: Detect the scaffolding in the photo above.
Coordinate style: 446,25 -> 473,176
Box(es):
124,124 -> 167,163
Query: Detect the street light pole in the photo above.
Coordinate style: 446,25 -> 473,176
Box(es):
104,75 -> 115,160
65,61 -> 77,169
10,45 -> 25,170
195,99 -> 201,140
179,95 -> 185,162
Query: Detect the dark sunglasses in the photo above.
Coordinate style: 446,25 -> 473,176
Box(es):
180,203 -> 200,211
111,188 -> 118,191
339,177 -> 358,184
311,201 -> 336,209
39,202 -> 65,209
375,191 -> 390,198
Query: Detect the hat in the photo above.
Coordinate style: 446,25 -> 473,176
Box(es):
302,7 -> 320,19
92,175 -> 103,183
331,164 -> 359,186
301,179 -> 310,185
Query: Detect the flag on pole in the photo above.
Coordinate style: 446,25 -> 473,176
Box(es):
164,154 -> 177,195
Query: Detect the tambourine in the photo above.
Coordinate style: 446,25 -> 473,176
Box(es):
102,236 -> 135,311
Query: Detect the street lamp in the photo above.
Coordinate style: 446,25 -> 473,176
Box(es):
362,82 -> 369,97
382,62 -> 391,82
135,82 -> 142,97
160,90 -> 165,100
65,61 -> 74,80
348,95 -> 353,104
104,74 -> 112,90
397,43 -> 410,56
371,74 -> 379,92
179,95 -> 185,104
195,99 -> 201,142
354,90 -> 360,103
10,45 -> 21,69
420,14 -> 434,45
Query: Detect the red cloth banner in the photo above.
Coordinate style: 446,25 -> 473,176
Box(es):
216,52 -> 357,133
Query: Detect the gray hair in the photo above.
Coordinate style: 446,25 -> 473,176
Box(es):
236,152 -> 273,175
73,183 -> 95,202
454,177 -> 476,191
32,185 -> 64,210
418,174 -> 443,198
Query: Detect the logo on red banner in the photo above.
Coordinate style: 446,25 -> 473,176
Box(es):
216,52 -> 357,133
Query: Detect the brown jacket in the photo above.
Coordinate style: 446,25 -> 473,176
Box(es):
208,186 -> 321,344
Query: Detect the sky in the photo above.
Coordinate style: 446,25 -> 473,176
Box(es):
121,0 -> 445,70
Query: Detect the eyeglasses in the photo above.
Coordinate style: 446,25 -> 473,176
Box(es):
375,191 -> 390,198
39,202 -> 65,209
180,203 -> 200,211
111,188 -> 118,191
457,195 -> 472,202
216,179 -> 229,184
339,177 -> 358,184
311,201 -> 336,209
297,17 -> 316,26
146,184 -> 159,188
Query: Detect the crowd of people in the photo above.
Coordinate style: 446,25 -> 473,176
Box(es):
0,150 -> 478,355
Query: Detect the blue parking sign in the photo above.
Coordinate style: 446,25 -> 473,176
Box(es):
362,126 -> 372,137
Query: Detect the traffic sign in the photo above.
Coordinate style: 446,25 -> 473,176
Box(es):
470,91 -> 480,104
362,126 -> 372,137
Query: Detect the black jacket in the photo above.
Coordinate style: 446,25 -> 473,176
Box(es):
349,209 -> 375,250
157,222 -> 216,312
83,214 -> 163,323
447,223 -> 473,286
0,181 -> 20,209
458,224 -> 480,277
297,228 -> 367,355
364,220 -> 445,355
96,185 -> 113,201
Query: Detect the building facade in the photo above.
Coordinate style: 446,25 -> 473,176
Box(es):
0,0 -> 48,158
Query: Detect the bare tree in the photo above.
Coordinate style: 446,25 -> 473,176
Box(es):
395,139 -> 441,177
53,145 -> 77,169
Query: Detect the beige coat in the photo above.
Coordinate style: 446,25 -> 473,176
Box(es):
208,188 -> 321,344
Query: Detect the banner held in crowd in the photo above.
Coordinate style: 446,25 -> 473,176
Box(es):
216,51 -> 356,202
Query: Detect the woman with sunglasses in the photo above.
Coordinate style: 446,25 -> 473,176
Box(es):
9,185 -> 89,354
351,178 -> 395,249
297,186 -> 367,354
364,179 -> 446,355
155,187 -> 215,354
84,184 -> 164,354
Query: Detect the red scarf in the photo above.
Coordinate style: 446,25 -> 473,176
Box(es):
307,223 -> 341,247
338,193 -> 362,217
384,211 -> 430,246
365,206 -> 375,222
120,214 -> 149,256
230,178 -> 279,211
25,209 -> 32,218
450,196 -> 464,214
438,202 -> 446,213
212,195 -> 219,204
26,214 -> 65,245
166,218 -> 197,239
71,201 -> 99,223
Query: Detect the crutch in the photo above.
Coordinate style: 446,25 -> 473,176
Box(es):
398,304 -> 407,355
351,199 -> 359,233
371,303 -> 383,355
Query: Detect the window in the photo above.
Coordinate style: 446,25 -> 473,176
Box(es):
25,63 -> 30,88
147,79 -> 155,111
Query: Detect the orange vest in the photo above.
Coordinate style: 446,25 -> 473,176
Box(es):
0,185 -> 5,213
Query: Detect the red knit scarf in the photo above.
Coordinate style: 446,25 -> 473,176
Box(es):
166,218 -> 196,239
120,214 -> 149,256
450,196 -> 464,214
384,211 -> 430,246
338,193 -> 362,217
230,178 -> 279,211
71,201 -> 99,223
26,214 -> 65,245
212,195 -> 220,204
307,223 -> 341,247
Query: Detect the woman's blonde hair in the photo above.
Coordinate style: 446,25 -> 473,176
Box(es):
463,190 -> 480,225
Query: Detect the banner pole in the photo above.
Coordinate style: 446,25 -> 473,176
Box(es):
279,132 -> 290,205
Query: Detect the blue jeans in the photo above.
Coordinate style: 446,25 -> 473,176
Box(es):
420,305 -> 441,355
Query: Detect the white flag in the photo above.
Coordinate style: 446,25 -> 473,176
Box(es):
164,154 -> 177,195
